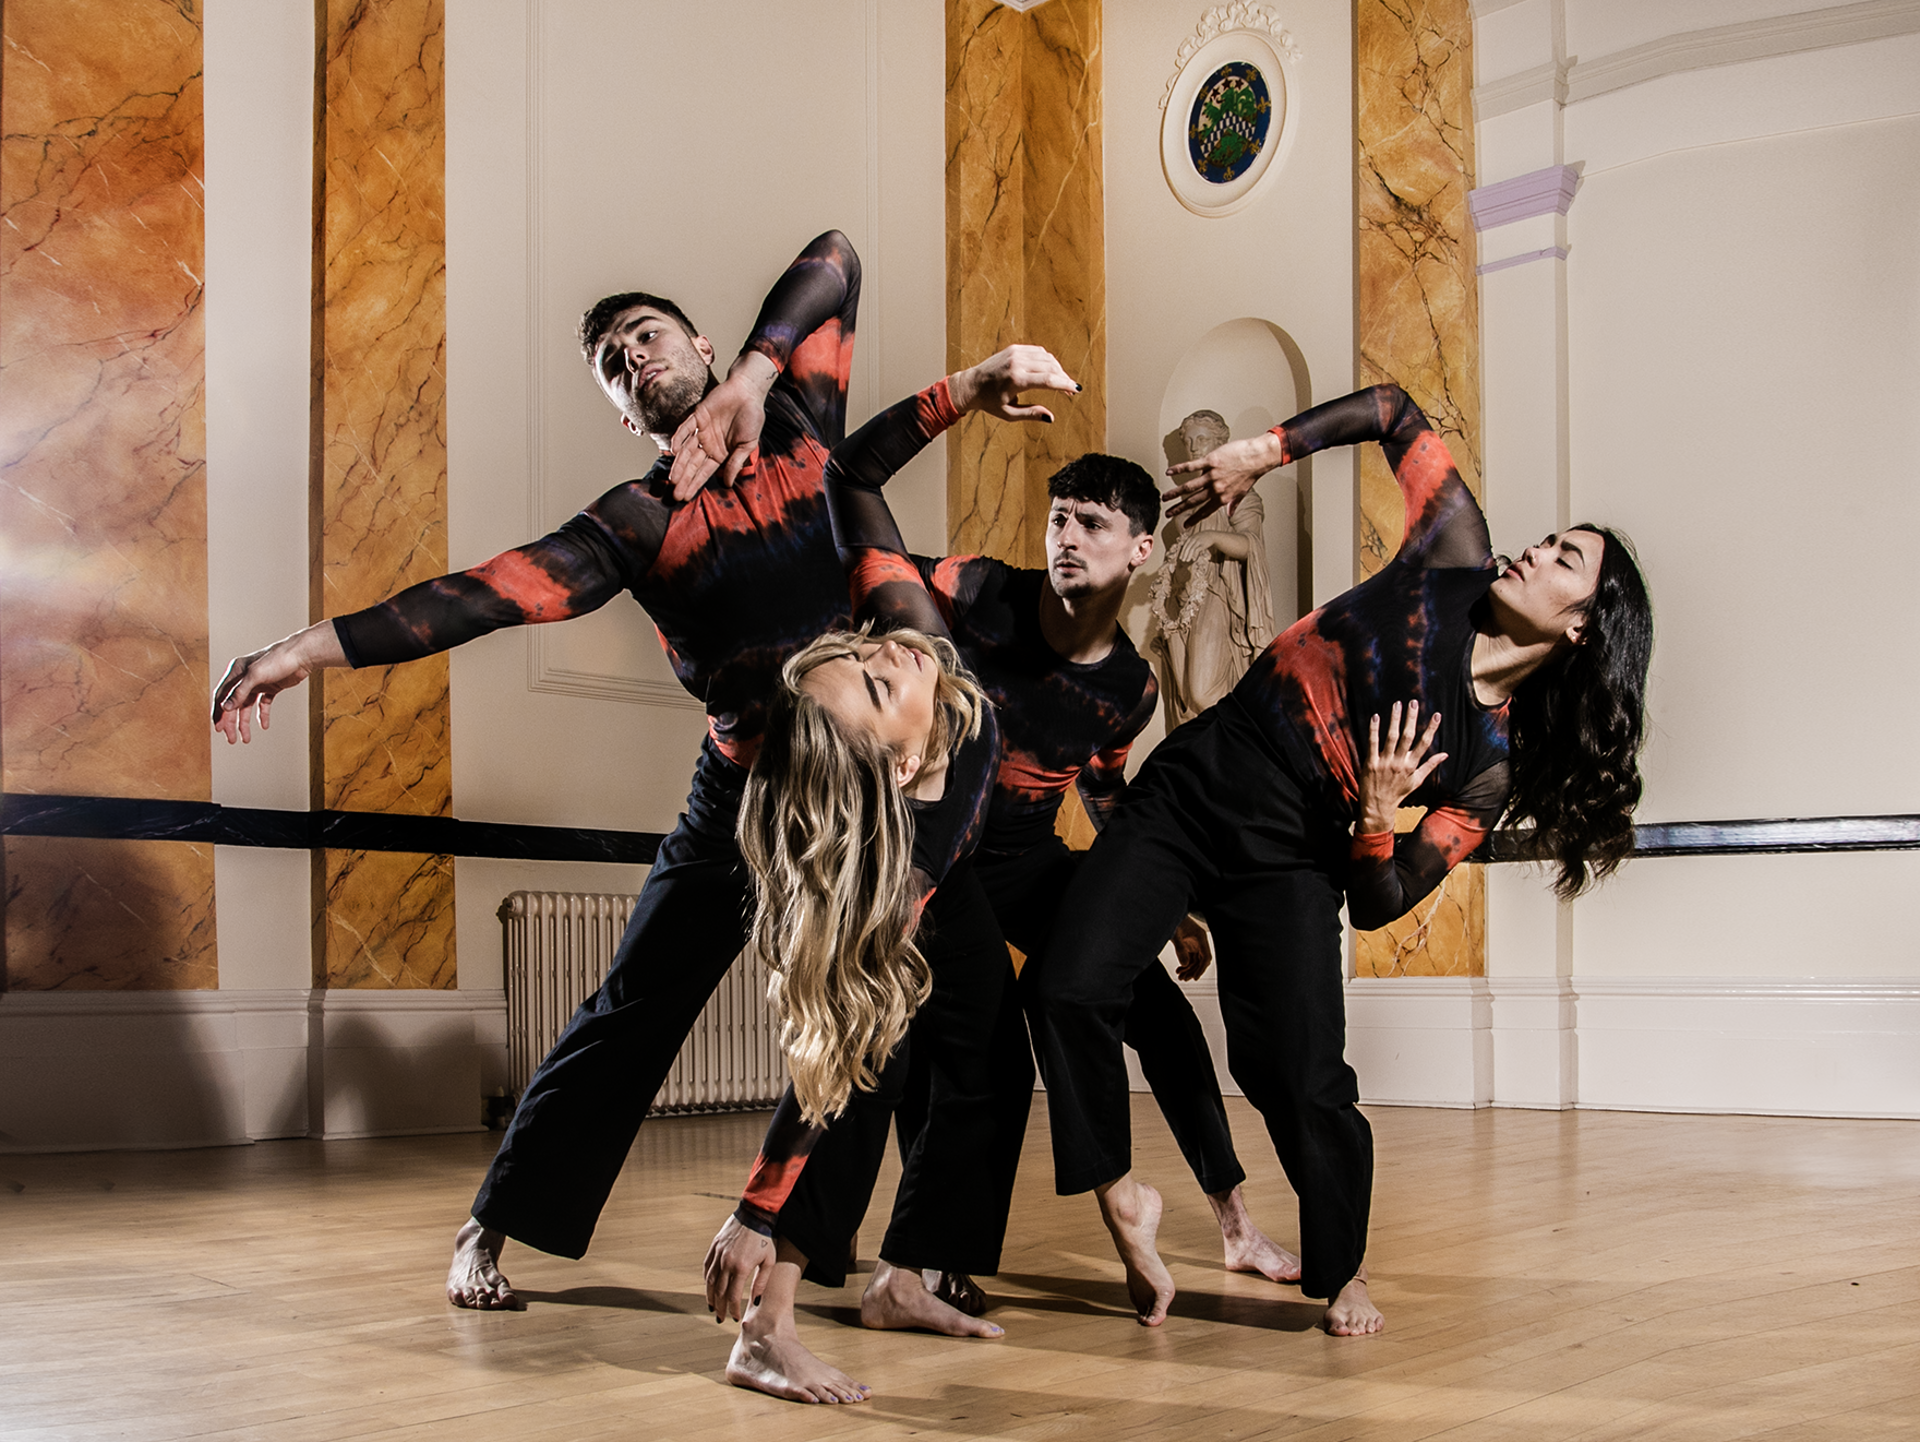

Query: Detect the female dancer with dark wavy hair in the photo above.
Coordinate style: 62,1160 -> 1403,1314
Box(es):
1027,382 -> 1652,1337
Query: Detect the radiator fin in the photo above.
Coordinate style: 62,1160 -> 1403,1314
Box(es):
500,891 -> 787,1114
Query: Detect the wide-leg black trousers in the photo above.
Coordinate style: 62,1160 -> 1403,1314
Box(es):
775,861 -> 1022,1286
1028,698 -> 1373,1301
471,741 -> 752,1260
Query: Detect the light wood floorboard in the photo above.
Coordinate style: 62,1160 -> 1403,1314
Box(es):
4,1100 -> 1918,1440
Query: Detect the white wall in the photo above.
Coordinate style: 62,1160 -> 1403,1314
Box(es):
445,0 -> 948,842
1345,0 -> 1920,1119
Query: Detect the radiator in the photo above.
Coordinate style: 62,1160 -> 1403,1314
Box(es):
499,891 -> 788,1115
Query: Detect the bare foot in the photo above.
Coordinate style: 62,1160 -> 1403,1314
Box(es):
921,1269 -> 988,1317
447,1217 -> 522,1310
727,1314 -> 871,1403
1323,1267 -> 1384,1336
1208,1186 -> 1302,1283
860,1260 -> 1002,1337
1096,1174 -> 1175,1326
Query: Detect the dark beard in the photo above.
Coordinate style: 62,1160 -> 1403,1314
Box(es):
627,366 -> 710,435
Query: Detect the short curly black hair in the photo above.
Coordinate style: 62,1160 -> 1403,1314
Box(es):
1046,453 -> 1160,536
578,292 -> 699,362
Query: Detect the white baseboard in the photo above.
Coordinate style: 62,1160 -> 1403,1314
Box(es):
1572,978 -> 1920,1120
0,988 -> 509,1152
1160,974 -> 1920,1120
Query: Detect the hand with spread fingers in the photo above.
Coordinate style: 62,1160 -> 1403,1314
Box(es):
1162,430 -> 1287,525
947,344 -> 1080,424
705,1214 -> 778,1324
1358,700 -> 1448,835
667,352 -> 779,500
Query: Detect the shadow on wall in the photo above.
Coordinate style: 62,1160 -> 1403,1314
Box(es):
0,995 -> 250,1153
308,1003 -> 485,1140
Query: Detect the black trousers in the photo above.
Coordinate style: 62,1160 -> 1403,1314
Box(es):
977,838 -> 1246,1198
775,862 -> 1025,1287
1028,698 -> 1372,1301
471,741 -> 752,1259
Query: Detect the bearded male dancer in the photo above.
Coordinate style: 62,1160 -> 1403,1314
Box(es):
211,231 -> 867,1310
704,380 -> 1302,1373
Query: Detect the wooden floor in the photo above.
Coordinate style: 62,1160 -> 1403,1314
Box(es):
5,1099 -> 1919,1441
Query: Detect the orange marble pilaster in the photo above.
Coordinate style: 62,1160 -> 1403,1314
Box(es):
946,0 -> 1105,571
948,0 -> 1032,561
0,0 -> 210,802
313,848 -> 455,990
1022,0 -> 1106,556
0,2 -> 216,991
947,0 -> 1106,852
1354,0 -> 1483,978
312,0 -> 455,988
4,837 -> 217,991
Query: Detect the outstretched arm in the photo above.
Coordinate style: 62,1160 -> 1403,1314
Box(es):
213,490 -> 654,744
1165,384 -> 1489,568
667,230 -> 863,495
829,345 -> 1078,635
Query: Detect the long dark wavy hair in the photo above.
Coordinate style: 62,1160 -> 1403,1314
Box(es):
1502,524 -> 1654,899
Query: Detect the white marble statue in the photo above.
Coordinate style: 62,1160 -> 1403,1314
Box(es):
1146,409 -> 1277,729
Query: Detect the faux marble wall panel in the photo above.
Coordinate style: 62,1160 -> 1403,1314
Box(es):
314,848 -> 455,990
4,837 -> 217,991
0,1 -> 210,803
1354,0 -> 1484,979
0,1 -> 217,992
312,0 -> 455,988
946,0 -> 1105,570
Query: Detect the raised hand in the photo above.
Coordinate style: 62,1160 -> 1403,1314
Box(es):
211,621 -> 346,745
667,352 -> 778,500
948,344 -> 1080,424
705,1214 -> 778,1324
1163,431 -> 1286,525
1358,700 -> 1447,834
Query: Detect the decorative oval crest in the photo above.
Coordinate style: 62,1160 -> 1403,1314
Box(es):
1187,61 -> 1272,184
1159,10 -> 1301,218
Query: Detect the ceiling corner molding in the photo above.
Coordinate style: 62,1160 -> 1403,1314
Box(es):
1564,0 -> 1920,106
1471,59 -> 1568,121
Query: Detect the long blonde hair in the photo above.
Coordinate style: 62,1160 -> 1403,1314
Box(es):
739,624 -> 988,1125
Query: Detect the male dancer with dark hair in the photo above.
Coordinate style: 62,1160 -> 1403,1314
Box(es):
210,231 -> 870,1324
704,371 -> 1299,1384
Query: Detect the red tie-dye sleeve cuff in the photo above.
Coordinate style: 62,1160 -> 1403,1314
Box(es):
922,376 -> 961,433
1351,829 -> 1395,862
735,1151 -> 809,1237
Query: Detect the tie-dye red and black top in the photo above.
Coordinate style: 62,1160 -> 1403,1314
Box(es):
329,230 -> 861,768
916,557 -> 1157,857
1232,384 -> 1510,930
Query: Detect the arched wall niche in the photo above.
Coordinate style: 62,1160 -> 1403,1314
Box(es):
1151,316 -> 1314,629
